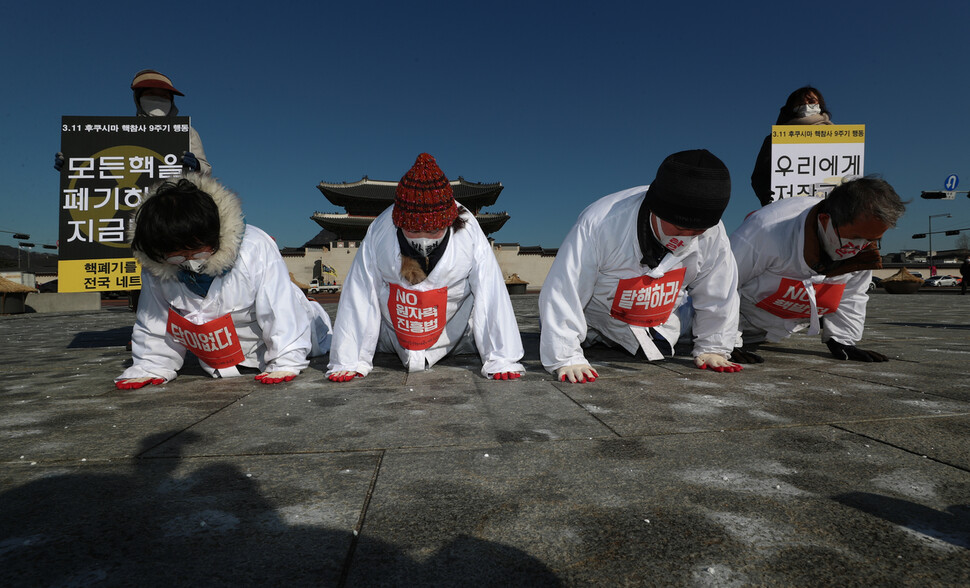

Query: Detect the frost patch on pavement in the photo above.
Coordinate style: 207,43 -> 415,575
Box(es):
896,399 -> 962,413
747,409 -> 790,423
670,402 -> 719,416
704,510 -> 795,549
690,562 -> 748,587
872,469 -> 939,501
0,534 -> 52,557
678,467 -> 809,497
271,503 -> 348,528
683,380 -> 722,389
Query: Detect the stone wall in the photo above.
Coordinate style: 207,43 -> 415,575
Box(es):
283,243 -> 360,290
283,241 -> 556,291
490,244 -> 555,290
24,292 -> 101,313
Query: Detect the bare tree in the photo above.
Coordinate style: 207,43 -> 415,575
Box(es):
957,233 -> 970,251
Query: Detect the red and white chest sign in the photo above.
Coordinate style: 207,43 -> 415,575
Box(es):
389,284 -> 448,350
609,267 -> 686,328
755,278 -> 847,319
167,309 -> 245,369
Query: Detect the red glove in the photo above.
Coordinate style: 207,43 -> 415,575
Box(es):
557,364 -> 598,383
254,371 -> 297,384
491,372 -> 522,380
697,363 -> 743,373
694,353 -> 743,373
328,371 -> 362,383
115,378 -> 165,390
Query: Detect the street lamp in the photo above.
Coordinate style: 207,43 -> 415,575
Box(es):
928,213 -> 951,272
18,242 -> 35,271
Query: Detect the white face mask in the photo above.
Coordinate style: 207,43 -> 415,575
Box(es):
794,103 -> 821,118
140,95 -> 172,117
650,213 -> 697,256
408,235 -> 446,257
818,217 -> 868,260
166,250 -> 212,272
180,259 -> 207,273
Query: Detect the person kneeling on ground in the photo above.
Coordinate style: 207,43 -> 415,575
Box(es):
327,153 -> 524,382
730,176 -> 905,363
540,149 -> 744,383
115,174 -> 333,389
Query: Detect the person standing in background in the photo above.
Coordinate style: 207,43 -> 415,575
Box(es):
960,256 -> 970,295
55,69 -> 211,174
751,86 -> 833,206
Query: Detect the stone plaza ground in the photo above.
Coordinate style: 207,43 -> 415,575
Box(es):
1,292 -> 969,586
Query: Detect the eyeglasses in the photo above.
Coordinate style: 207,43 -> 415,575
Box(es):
835,227 -> 877,249
165,250 -> 213,265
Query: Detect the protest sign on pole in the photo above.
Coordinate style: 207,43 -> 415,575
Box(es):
58,116 -> 190,292
768,124 -> 865,202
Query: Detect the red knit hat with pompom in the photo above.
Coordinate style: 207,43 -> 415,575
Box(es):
393,153 -> 458,232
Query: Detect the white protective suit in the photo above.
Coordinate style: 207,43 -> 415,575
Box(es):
539,186 -> 740,374
117,173 -> 332,382
327,206 -> 524,377
730,196 -> 869,346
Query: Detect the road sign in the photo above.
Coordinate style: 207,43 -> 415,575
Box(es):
945,174 -> 959,190
921,191 -> 956,199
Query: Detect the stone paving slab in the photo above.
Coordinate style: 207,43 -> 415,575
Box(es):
143,374 -> 608,458
349,427 -> 970,586
2,292 -> 970,586
816,357 -> 970,403
554,368 -> 968,437
837,415 -> 970,471
0,380 -> 244,462
0,450 -> 379,587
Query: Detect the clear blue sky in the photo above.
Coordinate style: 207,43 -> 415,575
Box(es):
3,1 -> 969,256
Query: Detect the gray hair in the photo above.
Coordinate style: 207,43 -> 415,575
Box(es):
819,176 -> 906,228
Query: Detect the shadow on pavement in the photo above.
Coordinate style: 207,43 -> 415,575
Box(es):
67,326 -> 133,349
834,492 -> 970,549
0,431 -> 561,587
754,345 -> 832,359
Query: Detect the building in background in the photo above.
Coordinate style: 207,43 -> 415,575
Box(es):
313,176 -> 510,240
282,174 -> 557,290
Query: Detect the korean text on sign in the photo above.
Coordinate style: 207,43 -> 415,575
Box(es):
609,267 -> 687,328
166,310 -> 245,370
58,115 -> 190,292
57,257 -> 142,291
388,284 -> 448,350
755,278 -> 847,320
769,124 -> 865,202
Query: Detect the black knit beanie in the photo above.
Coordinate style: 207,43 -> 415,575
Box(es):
645,149 -> 731,229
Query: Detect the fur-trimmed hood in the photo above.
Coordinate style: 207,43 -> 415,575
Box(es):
131,172 -> 246,281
